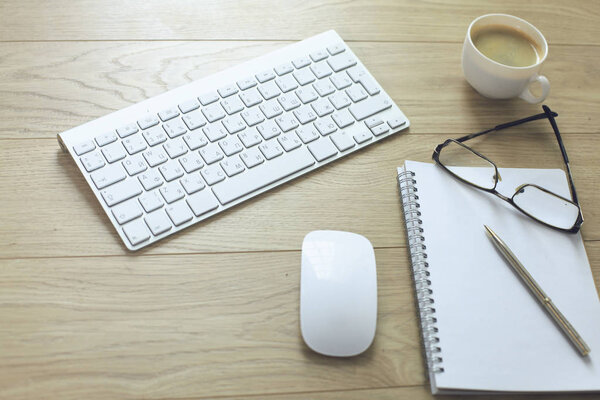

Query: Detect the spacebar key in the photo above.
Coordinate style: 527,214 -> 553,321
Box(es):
212,148 -> 315,205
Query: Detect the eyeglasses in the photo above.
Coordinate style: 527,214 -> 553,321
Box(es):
432,105 -> 583,233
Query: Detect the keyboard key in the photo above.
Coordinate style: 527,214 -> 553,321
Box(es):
158,107 -> 179,122
278,132 -> 302,152
163,120 -> 188,138
222,114 -> 246,134
218,83 -> 238,98
327,53 -> 357,72
95,132 -> 117,147
122,134 -> 148,155
143,147 -> 169,167
370,123 -> 389,136
330,73 -> 352,90
221,96 -> 245,115
187,190 -> 219,217
143,125 -> 168,146
200,144 -> 224,164
293,106 -> 317,124
328,92 -> 351,110
202,103 -> 226,123
330,130 -> 356,152
203,124 -> 228,142
144,210 -> 172,235
221,158 -> 245,177
314,116 -> 338,135
183,132 -> 208,151
239,88 -> 263,107
139,190 -> 164,212
240,108 -> 265,127
138,115 -> 160,130
163,137 -> 188,159
310,61 -> 333,79
256,70 -> 275,83
293,68 -> 315,86
296,127 -> 320,144
238,130 -> 262,148
117,123 -> 139,138
122,219 -> 151,246
258,80 -> 281,100
73,140 -> 95,156
308,138 -> 338,161
348,95 -> 392,121
160,181 -> 185,203
311,98 -> 334,117
346,66 -> 367,83
178,99 -> 200,114
331,109 -> 355,128
365,117 -> 383,128
274,62 -> 294,76
111,198 -> 143,225
180,174 -> 206,194
91,164 -> 127,189
102,142 -> 127,163
388,116 -> 407,129
179,152 -> 204,173
237,77 -> 257,90
219,136 -> 244,156
158,160 -> 184,182
358,76 -> 380,96
138,169 -> 164,191
327,43 -> 345,55
182,110 -> 207,130
122,154 -> 148,176
240,147 -> 264,168
346,85 -> 368,102
198,91 -> 219,106
275,75 -> 298,93
201,164 -> 226,185
277,93 -> 301,112
165,200 -> 194,226
313,80 -> 335,97
259,140 -> 284,160
101,180 -> 142,207
259,100 -> 283,119
353,130 -> 373,144
212,147 -> 315,205
274,114 -> 299,132
295,87 -> 319,104
310,50 -> 329,62
292,56 -> 311,69
257,120 -> 281,140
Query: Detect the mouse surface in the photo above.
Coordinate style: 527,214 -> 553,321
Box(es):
300,230 -> 377,357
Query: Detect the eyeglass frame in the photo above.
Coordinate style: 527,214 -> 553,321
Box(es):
432,105 -> 584,233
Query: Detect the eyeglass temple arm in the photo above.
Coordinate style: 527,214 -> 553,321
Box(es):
454,111 -> 558,143
543,105 -> 580,205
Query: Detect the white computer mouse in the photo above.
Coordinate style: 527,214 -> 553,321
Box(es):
300,230 -> 377,357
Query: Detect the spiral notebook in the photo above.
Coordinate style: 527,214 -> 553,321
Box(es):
397,160 -> 600,394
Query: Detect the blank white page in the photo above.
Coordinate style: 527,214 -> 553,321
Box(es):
404,160 -> 600,393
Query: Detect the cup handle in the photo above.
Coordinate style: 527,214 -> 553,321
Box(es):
518,74 -> 550,104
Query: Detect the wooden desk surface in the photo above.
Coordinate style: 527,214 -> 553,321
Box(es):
1,1 -> 599,398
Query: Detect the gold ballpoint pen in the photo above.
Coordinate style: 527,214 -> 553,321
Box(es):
484,225 -> 590,357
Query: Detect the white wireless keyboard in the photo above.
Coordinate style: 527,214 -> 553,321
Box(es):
58,30 -> 409,250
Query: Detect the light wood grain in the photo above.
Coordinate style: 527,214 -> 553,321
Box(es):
1,133 -> 598,259
1,41 -> 599,140
1,0 -> 599,45
1,245 -> 599,400
1,1 -> 600,399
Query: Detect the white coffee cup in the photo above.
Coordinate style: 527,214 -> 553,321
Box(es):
462,14 -> 549,103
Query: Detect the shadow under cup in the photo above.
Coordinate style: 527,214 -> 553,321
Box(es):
462,14 -> 549,103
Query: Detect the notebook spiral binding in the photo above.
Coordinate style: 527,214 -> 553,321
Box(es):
397,170 -> 444,374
